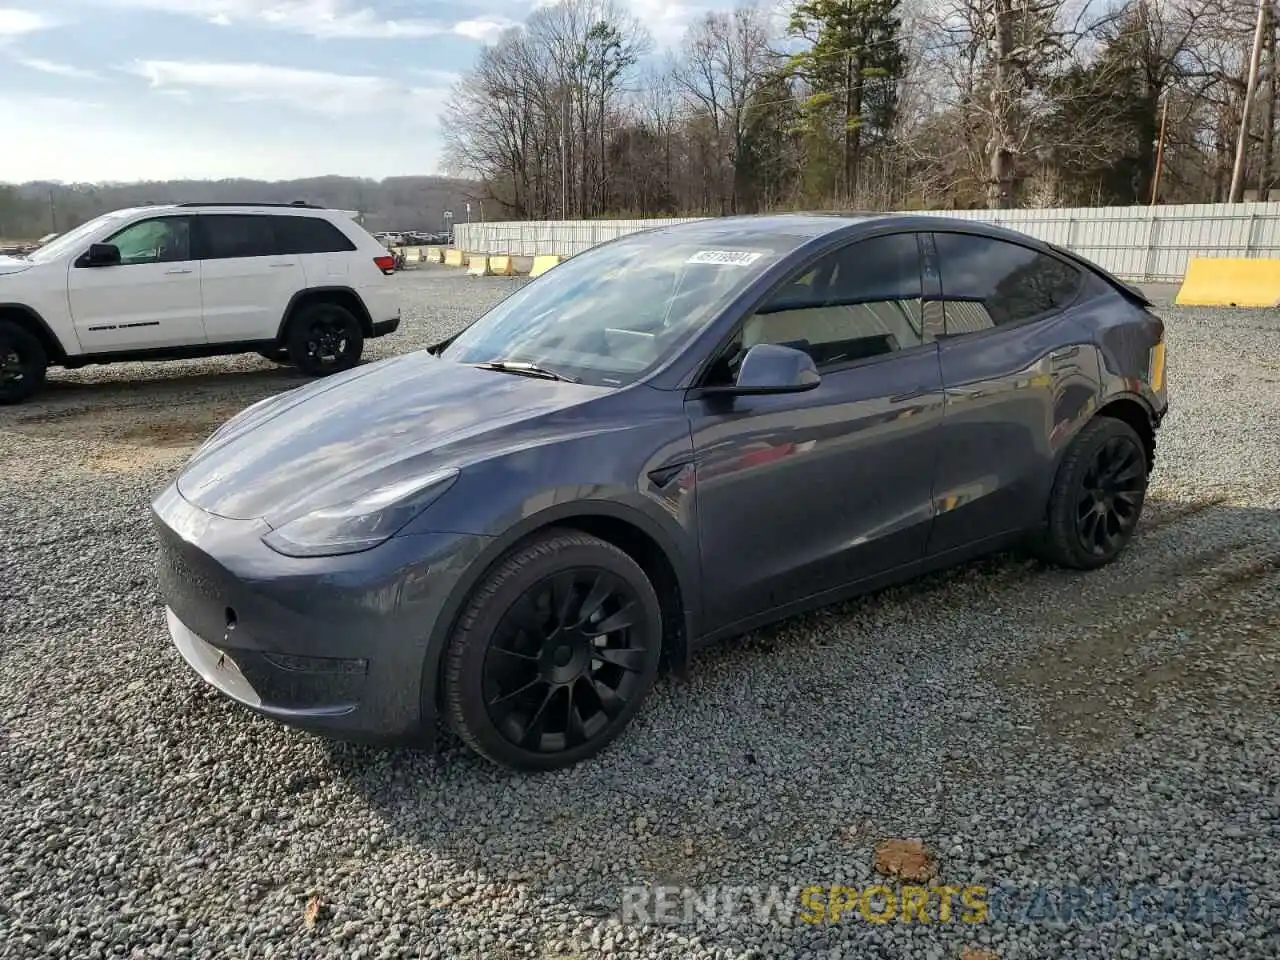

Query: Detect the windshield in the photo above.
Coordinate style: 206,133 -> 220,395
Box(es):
440,231 -> 790,387
26,211 -> 131,264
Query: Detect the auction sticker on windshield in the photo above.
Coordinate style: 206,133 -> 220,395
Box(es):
686,250 -> 767,266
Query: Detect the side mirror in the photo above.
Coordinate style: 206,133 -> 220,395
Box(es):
79,243 -> 121,268
713,342 -> 821,396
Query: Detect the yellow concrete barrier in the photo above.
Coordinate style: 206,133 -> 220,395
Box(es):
444,248 -> 465,268
489,255 -> 516,276
530,255 -> 563,278
405,247 -> 422,263
1175,257 -> 1280,307
425,247 -> 443,263
467,255 -> 490,277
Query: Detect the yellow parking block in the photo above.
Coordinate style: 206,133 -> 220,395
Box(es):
489,255 -> 516,276
1174,257 -> 1280,307
443,248 -> 465,268
530,255 -> 563,278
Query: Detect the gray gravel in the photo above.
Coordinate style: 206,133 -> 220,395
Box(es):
1,267 -> 1277,960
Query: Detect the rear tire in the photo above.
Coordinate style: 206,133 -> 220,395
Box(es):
442,529 -> 663,771
0,320 -> 47,405
1035,416 -> 1149,570
285,302 -> 364,377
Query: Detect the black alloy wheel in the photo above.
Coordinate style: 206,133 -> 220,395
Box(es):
1075,434 -> 1146,558
286,303 -> 365,376
1036,416 -> 1150,570
0,320 -> 47,405
442,529 -> 663,771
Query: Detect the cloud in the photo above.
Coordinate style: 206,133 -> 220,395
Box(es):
105,0 -> 513,41
452,15 -> 521,43
13,56 -> 100,79
124,59 -> 448,121
0,94 -> 443,182
0,7 -> 54,38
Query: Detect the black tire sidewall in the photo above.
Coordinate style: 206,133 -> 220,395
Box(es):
286,303 -> 364,376
1045,417 -> 1149,569
445,533 -> 663,771
0,322 -> 47,405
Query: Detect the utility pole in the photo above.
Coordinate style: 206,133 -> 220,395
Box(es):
1151,94 -> 1170,205
47,188 -> 56,234
1229,0 -> 1269,202
1258,1 -> 1277,199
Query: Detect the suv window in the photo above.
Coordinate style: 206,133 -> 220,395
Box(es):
933,232 -> 1081,333
273,216 -> 357,254
198,215 -> 278,260
731,233 -> 925,371
105,217 -> 192,265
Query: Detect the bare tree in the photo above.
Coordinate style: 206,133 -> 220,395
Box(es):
672,4 -> 777,213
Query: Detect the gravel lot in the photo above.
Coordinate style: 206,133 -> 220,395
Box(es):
1,267 -> 1277,960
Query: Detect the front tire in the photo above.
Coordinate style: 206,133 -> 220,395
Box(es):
0,320 -> 47,405
1036,416 -> 1149,570
285,302 -> 364,377
443,529 -> 663,771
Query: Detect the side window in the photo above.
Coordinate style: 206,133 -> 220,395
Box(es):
198,215 -> 278,260
933,233 -> 1081,334
273,216 -> 357,254
735,233 -> 925,371
105,217 -> 191,265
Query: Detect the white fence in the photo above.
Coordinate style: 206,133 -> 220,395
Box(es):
452,202 -> 1280,283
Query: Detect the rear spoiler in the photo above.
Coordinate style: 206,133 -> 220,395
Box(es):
1048,243 -> 1153,308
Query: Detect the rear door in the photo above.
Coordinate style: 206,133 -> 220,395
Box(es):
271,214 -> 357,287
66,215 -> 204,352
925,230 -> 1101,556
194,214 -> 301,343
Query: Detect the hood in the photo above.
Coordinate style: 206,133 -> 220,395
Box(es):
0,256 -> 33,277
177,351 -> 608,523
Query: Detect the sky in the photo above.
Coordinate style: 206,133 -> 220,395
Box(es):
0,0 -> 724,185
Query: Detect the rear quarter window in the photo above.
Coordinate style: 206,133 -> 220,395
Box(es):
273,216 -> 357,255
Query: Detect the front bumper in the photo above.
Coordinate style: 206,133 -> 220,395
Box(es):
152,482 -> 488,743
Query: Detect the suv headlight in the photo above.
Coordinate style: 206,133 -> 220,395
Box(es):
261,468 -> 460,558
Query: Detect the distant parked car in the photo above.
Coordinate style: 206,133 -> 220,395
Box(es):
153,213 -> 1168,771
0,201 -> 401,403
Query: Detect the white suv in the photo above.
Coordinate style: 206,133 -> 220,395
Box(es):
0,201 -> 402,404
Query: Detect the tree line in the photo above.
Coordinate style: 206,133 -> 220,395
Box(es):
441,0 -> 1280,217
0,176 -> 479,243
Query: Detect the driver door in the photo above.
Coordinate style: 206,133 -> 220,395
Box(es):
67,215 -> 205,353
686,232 -> 946,635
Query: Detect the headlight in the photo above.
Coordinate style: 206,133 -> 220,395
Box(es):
261,468 -> 460,558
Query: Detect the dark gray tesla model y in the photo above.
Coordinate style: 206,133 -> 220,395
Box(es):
153,214 -> 1169,770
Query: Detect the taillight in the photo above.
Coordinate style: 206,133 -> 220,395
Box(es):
373,255 -> 397,275
1149,337 -> 1166,394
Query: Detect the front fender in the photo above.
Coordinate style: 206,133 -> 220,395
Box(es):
412,492 -> 702,749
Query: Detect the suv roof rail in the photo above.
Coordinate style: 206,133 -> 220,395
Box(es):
174,200 -> 324,209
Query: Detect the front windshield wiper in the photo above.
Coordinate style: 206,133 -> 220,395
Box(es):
471,359 -> 579,383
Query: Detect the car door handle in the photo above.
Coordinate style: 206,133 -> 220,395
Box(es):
1049,346 -> 1080,367
165,267 -> 193,275
270,262 -> 295,269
